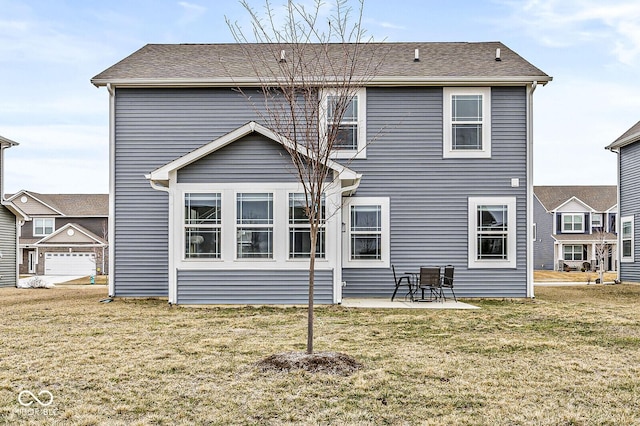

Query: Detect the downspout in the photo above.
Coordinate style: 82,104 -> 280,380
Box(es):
107,83 -> 116,297
147,178 -> 174,304
527,81 -> 538,298
334,175 -> 362,303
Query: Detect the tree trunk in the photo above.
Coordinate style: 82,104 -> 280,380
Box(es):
307,224 -> 317,354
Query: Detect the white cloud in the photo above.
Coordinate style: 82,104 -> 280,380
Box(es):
178,2 -> 207,25
499,0 -> 640,65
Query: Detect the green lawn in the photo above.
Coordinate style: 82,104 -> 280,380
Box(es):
1,284 -> 639,425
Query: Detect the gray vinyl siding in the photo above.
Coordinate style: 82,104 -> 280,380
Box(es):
176,269 -> 333,304
619,141 -> 640,283
178,134 -> 298,183
0,205 -> 17,288
342,86 -> 529,298
114,88 -> 264,297
533,195 -> 554,270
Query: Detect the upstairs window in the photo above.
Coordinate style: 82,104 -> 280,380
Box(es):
443,87 -> 491,158
323,88 -> 366,159
592,213 -> 603,229
562,214 -> 584,233
34,218 -> 54,236
184,193 -> 221,259
621,216 -> 634,262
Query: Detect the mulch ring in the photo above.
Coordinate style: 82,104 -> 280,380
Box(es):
256,351 -> 363,376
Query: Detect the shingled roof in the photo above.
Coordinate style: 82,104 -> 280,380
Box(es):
534,186 -> 617,212
92,42 -> 551,87
606,120 -> 640,151
8,192 -> 108,216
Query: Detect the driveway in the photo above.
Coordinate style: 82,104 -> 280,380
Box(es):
18,275 -> 84,288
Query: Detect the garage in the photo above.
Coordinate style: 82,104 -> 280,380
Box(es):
44,253 -> 96,276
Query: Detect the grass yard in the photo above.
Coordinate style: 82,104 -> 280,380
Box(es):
1,285 -> 639,425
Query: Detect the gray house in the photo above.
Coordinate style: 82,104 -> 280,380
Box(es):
92,42 -> 551,304
533,186 -> 617,272
0,135 -> 24,288
606,120 -> 640,283
5,191 -> 109,277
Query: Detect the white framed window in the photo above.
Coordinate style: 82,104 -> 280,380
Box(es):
236,193 -> 273,259
322,88 -> 367,159
33,218 -> 54,236
621,215 -> 634,262
184,193 -> 221,259
468,197 -> 516,269
443,87 -> 491,158
563,245 -> 584,261
591,213 -> 603,229
342,197 -> 390,268
562,213 -> 584,233
288,193 -> 325,259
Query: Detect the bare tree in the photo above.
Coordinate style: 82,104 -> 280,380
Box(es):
227,0 -> 386,354
594,229 -> 612,284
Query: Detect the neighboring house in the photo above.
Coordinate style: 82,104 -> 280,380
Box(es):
0,136 -> 24,288
606,120 -> 640,283
91,42 -> 551,304
533,186 -> 617,272
5,191 -> 109,276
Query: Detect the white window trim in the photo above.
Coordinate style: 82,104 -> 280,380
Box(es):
235,192 -> 275,260
183,192 -> 223,260
563,244 -> 584,261
591,213 -> 603,229
33,217 -> 55,237
562,213 -> 584,233
287,192 -> 326,260
468,197 -> 516,269
174,182 -> 340,270
443,87 -> 491,159
621,215 -> 634,263
321,88 -> 367,160
342,197 -> 390,268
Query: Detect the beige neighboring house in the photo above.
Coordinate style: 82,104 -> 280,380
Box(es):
5,191 -> 108,276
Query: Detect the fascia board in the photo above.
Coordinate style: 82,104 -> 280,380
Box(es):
606,132 -> 640,151
93,75 -> 552,88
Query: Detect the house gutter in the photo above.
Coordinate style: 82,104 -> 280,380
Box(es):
527,81 -> 538,298
107,83 -> 116,297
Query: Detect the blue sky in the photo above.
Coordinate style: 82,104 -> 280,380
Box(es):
2,0 -> 639,194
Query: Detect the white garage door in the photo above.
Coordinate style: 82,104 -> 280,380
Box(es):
45,253 -> 96,276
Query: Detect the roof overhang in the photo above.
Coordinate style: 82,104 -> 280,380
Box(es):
606,131 -> 640,152
92,76 -> 551,88
0,135 -> 19,148
146,121 -> 361,190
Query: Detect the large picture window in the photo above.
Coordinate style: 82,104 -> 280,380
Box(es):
343,197 -> 390,268
184,193 -> 221,259
468,197 -> 516,268
288,193 -> 325,258
563,244 -> 585,261
621,216 -> 634,262
34,218 -> 54,236
443,87 -> 491,158
562,213 -> 584,233
236,193 -> 273,259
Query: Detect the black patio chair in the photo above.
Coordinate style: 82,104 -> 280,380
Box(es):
440,265 -> 457,302
391,265 -> 414,301
417,266 -> 441,302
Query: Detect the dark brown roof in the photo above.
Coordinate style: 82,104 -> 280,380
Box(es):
17,192 -> 108,216
606,120 -> 640,150
92,42 -> 550,86
534,186 -> 617,212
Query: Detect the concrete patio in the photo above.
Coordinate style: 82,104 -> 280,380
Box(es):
341,298 -> 479,309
